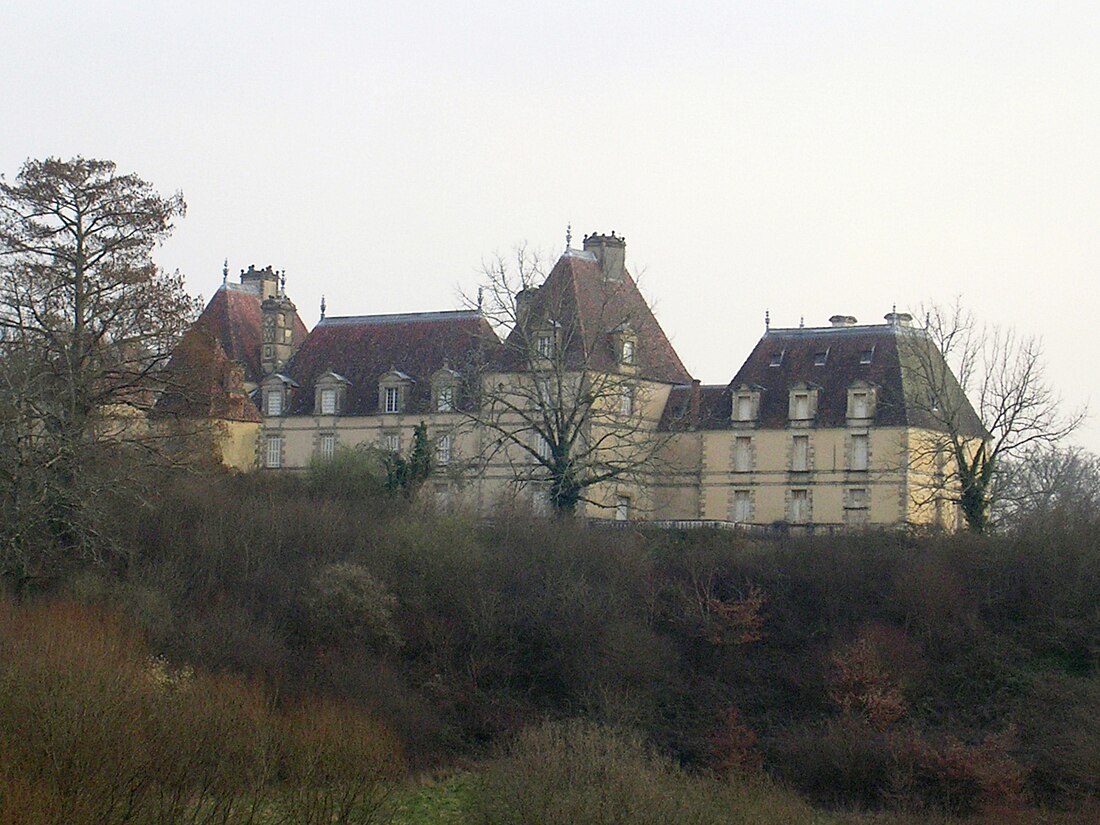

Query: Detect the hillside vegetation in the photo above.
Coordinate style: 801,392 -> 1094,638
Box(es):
2,459 -> 1099,823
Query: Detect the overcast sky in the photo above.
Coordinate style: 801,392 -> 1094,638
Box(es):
4,1 -> 1098,450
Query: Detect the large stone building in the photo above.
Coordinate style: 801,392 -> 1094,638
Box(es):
167,234 -> 984,529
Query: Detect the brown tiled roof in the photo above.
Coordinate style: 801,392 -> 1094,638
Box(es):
284,310 -> 500,415
496,251 -> 692,385
664,323 -> 985,436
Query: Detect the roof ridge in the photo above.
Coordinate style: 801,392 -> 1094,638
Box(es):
319,309 -> 482,326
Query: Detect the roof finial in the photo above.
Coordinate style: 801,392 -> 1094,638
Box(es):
565,223 -> 572,251
222,258 -> 228,285
477,286 -> 484,312
765,309 -> 770,330
280,271 -> 287,296
320,294 -> 326,320
799,315 -> 805,328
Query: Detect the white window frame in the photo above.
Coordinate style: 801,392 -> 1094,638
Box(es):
436,384 -> 455,412
384,432 -> 401,453
790,489 -> 809,524
384,385 -> 401,414
733,391 -> 757,422
621,338 -> 636,365
320,388 -> 337,415
620,384 -> 635,416
265,389 -> 283,417
615,494 -> 631,522
319,433 -> 336,461
265,435 -> 282,468
536,333 -> 554,359
733,490 -> 753,523
436,433 -> 452,465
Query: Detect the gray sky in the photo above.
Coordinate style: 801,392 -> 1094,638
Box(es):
4,1 -> 1098,450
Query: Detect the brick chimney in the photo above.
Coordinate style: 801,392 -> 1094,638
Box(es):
583,232 -> 626,281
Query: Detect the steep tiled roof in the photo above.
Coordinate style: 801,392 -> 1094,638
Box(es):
665,322 -> 984,436
156,316 -> 261,422
285,310 -> 499,415
496,250 -> 692,385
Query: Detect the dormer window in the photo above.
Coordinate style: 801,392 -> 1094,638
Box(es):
813,349 -> 829,367
731,385 -> 762,423
314,371 -> 349,416
860,346 -> 875,365
261,373 -> 298,417
769,349 -> 785,368
431,367 -> 460,413
379,369 -> 414,414
788,383 -> 820,422
846,382 -> 877,421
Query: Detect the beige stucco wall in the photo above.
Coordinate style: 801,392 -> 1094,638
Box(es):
215,420 -> 261,470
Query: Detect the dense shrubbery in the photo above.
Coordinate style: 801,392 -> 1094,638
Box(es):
0,597 -> 402,825
4,461 -> 1100,820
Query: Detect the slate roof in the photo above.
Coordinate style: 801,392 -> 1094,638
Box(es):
284,310 -> 499,415
660,322 -> 985,436
496,250 -> 692,385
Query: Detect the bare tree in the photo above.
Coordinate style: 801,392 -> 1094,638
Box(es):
466,240 -> 687,516
899,301 -> 1084,533
994,445 -> 1100,532
0,157 -> 202,583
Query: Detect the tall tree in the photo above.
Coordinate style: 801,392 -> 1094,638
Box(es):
0,157 -> 200,583
468,239 -> 690,516
899,302 -> 1084,533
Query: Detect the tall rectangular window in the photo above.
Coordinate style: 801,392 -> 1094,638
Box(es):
436,385 -> 455,412
621,339 -> 635,364
850,391 -> 869,419
615,495 -> 631,522
733,490 -> 752,523
734,436 -> 752,472
536,434 -> 553,463
790,489 -> 809,523
734,392 -> 755,422
620,384 -> 635,416
319,433 -> 336,460
850,434 -> 869,471
385,386 -> 400,413
266,390 -> 282,417
385,432 -> 400,453
436,433 -> 452,465
320,388 -> 336,415
792,435 -> 809,471
536,334 -> 554,359
847,488 -> 870,526
792,392 -> 809,419
265,435 -> 282,468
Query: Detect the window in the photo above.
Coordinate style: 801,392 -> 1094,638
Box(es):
436,384 -> 455,412
850,434 -> 869,471
620,384 -> 635,416
536,434 -> 553,462
384,432 -> 400,453
384,386 -> 400,413
733,490 -> 753,523
320,388 -> 337,415
846,488 -> 870,526
734,436 -> 752,472
536,377 -> 555,409
860,346 -> 875,365
536,333 -> 554,359
792,392 -> 810,420
790,489 -> 809,523
792,435 -> 809,471
813,349 -> 829,366
265,389 -> 283,417
436,433 -> 452,465
615,495 -> 631,522
733,390 -> 758,422
849,390 -> 870,419
621,339 -> 636,365
319,433 -> 336,460
769,349 -> 785,367
265,435 -> 282,468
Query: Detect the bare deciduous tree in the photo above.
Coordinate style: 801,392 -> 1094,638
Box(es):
0,157 -> 202,583
466,242 -> 682,516
899,302 -> 1084,533
994,445 -> 1100,532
